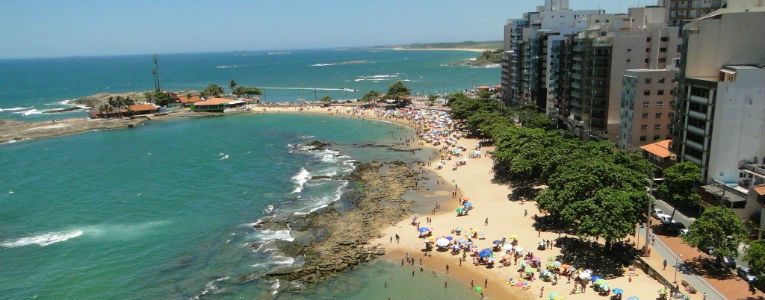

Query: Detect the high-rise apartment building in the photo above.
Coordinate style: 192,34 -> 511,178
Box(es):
657,0 -> 725,28
561,7 -> 680,141
673,0 -> 765,181
618,69 -> 677,150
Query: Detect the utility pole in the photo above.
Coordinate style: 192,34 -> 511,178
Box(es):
152,54 -> 161,92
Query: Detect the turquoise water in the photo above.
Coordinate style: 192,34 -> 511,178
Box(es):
0,114 -> 479,299
0,49 -> 498,120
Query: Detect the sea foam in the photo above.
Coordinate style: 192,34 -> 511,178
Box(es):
0,230 -> 84,248
291,168 -> 311,193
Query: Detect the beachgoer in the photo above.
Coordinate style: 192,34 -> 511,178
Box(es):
395,234 -> 400,243
663,259 -> 667,270
484,218 -> 488,226
540,286 -> 544,298
446,264 -> 449,274
484,278 -> 488,288
384,281 -> 388,288
444,281 -> 447,289
470,280 -> 474,287
390,236 -> 393,243
412,270 -> 415,277
524,209 -> 527,216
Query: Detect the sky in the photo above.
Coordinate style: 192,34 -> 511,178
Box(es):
0,0 -> 648,59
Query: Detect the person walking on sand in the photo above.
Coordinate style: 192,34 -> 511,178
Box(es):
470,280 -> 474,287
484,278 -> 488,288
663,259 -> 667,270
446,264 -> 449,274
395,234 -> 400,243
444,281 -> 448,289
484,218 -> 489,226
540,286 -> 544,298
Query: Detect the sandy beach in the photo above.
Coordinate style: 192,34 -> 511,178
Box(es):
256,105 -> 677,300
390,47 -> 492,53
1,104 -> 684,299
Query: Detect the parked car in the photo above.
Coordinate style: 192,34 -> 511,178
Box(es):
738,267 -> 757,283
722,257 -> 737,268
659,215 -> 680,226
652,207 -> 665,218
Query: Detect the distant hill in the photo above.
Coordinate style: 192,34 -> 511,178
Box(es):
388,41 -> 504,50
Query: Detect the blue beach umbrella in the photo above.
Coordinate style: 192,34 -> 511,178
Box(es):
445,236 -> 454,241
627,297 -> 639,300
492,240 -> 502,245
590,275 -> 602,283
463,202 -> 473,207
612,288 -> 624,295
479,248 -> 493,258
418,227 -> 429,233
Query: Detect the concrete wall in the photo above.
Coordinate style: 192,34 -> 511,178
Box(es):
707,68 -> 765,184
619,69 -> 677,150
684,12 -> 765,79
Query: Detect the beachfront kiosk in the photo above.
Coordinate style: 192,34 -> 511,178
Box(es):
191,98 -> 246,112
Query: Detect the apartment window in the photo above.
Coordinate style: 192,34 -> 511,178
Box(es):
645,58 -> 650,64
646,48 -> 650,52
656,113 -> 663,118
644,90 -> 651,96
643,101 -> 650,107
658,90 -> 665,95
644,78 -> 652,84
660,48 -> 667,53
641,124 -> 648,130
627,48 -> 632,52
640,136 -> 647,141
658,78 -> 666,84
642,113 -> 649,119
659,58 -> 667,64
690,86 -> 710,98
669,112 -> 675,119
647,37 -> 652,42
661,37 -> 669,42
627,59 -> 631,63
657,101 -> 664,107
655,124 -> 662,130
654,135 -> 661,141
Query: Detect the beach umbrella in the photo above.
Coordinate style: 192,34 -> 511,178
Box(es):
524,266 -> 535,274
502,244 -> 514,251
479,248 -> 493,258
514,281 -> 525,287
626,297 -> 639,300
548,292 -> 560,300
418,227 -> 430,233
473,286 -> 483,293
456,207 -> 464,213
435,238 -> 450,247
590,275 -> 602,283
463,202 -> 473,207
463,196 -> 470,201
445,236 -> 454,241
594,279 -> 607,286
492,240 -> 502,245
612,288 -> 624,295
551,261 -> 562,268
514,246 -> 525,253
509,234 -> 519,240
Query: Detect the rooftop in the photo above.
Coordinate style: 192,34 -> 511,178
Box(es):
128,103 -> 159,112
640,139 -> 674,159
194,98 -> 234,106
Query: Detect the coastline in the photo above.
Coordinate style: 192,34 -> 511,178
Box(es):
1,105 -> 673,300
389,47 -> 491,53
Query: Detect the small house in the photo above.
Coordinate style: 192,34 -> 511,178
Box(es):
192,98 -> 246,112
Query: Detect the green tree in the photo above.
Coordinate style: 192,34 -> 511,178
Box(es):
320,95 -> 332,105
203,84 -> 224,97
477,90 -> 492,100
658,162 -> 702,222
683,206 -> 747,261
362,90 -> 381,105
234,87 -> 262,98
386,81 -> 411,98
745,240 -> 765,289
229,80 -> 237,95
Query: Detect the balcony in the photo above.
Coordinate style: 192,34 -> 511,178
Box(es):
686,124 -> 706,136
688,110 -> 707,120
685,139 -> 704,150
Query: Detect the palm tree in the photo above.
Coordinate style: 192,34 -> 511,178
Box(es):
320,95 -> 332,106
229,80 -> 237,95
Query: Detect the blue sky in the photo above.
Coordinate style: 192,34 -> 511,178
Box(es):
0,0 -> 642,58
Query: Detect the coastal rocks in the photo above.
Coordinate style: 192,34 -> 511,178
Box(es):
264,161 -> 419,286
303,140 -> 331,151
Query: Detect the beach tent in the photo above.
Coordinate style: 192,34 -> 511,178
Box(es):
436,238 -> 450,247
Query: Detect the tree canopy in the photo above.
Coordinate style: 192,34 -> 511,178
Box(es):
658,162 -> 702,205
683,206 -> 747,260
234,86 -> 262,98
386,81 -> 411,100
201,84 -> 224,97
362,90 -> 381,103
745,240 -> 765,289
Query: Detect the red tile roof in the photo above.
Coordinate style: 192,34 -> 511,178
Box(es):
178,95 -> 202,104
754,185 -> 765,196
128,104 -> 159,112
640,140 -> 673,159
194,98 -> 233,106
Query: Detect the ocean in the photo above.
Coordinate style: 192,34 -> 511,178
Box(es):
0,49 -> 496,299
0,49 -> 498,120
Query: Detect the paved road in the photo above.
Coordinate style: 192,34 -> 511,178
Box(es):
653,199 -> 696,227
638,226 -> 727,300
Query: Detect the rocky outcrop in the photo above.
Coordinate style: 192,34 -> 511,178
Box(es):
303,140 -> 331,151
262,161 -> 419,285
